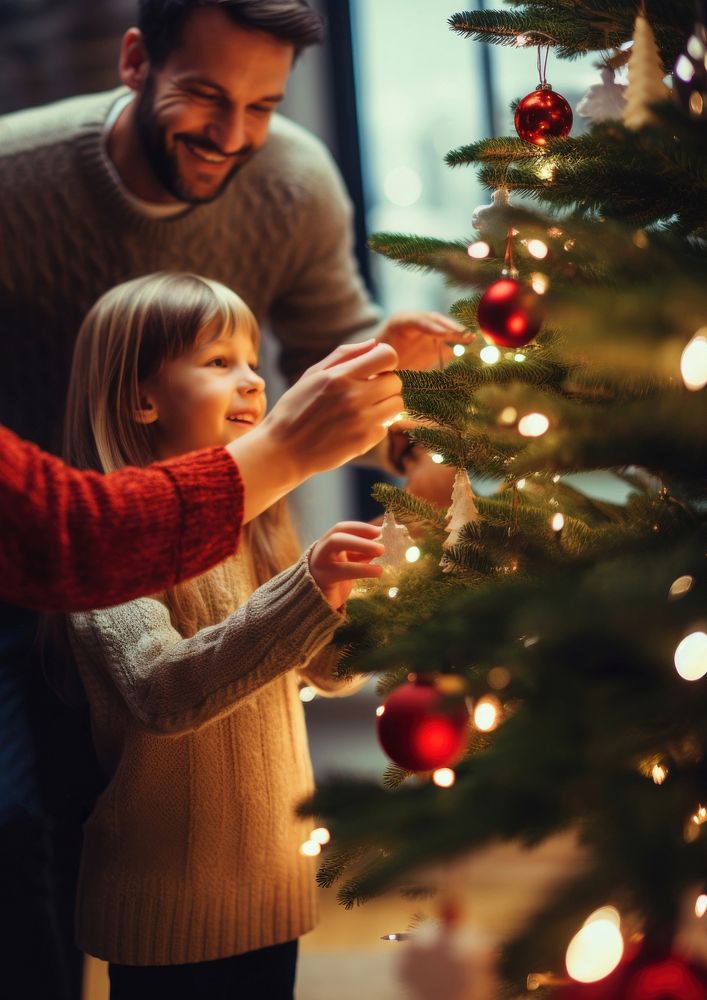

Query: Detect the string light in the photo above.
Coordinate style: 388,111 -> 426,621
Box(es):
526,238 -> 549,259
381,933 -> 414,942
680,332 -> 707,391
696,894 -> 707,918
499,406 -> 518,425
552,474 -> 561,483
376,705 -> 385,717
514,352 -> 527,363
669,575 -> 694,599
453,343 -> 466,357
387,587 -> 399,599
310,827 -> 331,845
517,478 -> 527,489
474,696 -> 500,732
651,764 -> 668,785
565,909 -> 624,983
518,412 -> 550,437
467,240 -> 491,258
433,768 -> 456,788
431,453 -> 445,464
674,631 -> 707,681
551,512 -> 565,532
299,687 -> 316,703
480,345 -> 501,364
563,238 -> 576,251
405,545 -> 421,563
536,159 -> 556,181
299,839 -> 321,857
530,272 -> 549,294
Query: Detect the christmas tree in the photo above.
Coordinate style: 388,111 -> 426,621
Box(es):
303,2 -> 707,996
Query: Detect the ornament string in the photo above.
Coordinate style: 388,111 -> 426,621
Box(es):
502,229 -> 519,279
536,44 -> 550,86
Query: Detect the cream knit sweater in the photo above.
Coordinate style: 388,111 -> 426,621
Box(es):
68,549 -> 357,966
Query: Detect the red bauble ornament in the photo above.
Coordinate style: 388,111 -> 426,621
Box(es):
477,277 -> 543,348
377,675 -> 470,772
556,948 -> 707,1000
515,84 -> 573,145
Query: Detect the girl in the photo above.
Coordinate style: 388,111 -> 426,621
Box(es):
62,272 -> 385,999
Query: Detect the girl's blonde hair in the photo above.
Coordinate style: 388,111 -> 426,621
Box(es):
64,272 -> 299,630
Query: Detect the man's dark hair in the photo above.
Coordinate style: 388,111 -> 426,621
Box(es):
138,0 -> 325,66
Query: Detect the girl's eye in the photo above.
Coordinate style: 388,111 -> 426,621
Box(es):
208,357 -> 228,368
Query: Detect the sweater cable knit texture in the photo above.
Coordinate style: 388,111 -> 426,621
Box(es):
68,549 -> 357,966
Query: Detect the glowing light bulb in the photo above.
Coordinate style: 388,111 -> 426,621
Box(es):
585,907 -> 621,929
552,474 -> 561,483
474,696 -> 500,732
387,587 -> 399,599
518,413 -> 550,437
310,827 -> 331,845
299,687 -> 316,703
517,478 -> 527,490
299,839 -> 321,857
565,918 -> 624,983
696,894 -> 707,918
680,333 -> 707,391
433,768 -> 456,788
551,513 -> 565,532
376,705 -> 385,717
467,240 -> 491,259
514,353 -> 527,363
405,546 -> 421,564
536,159 -> 556,181
674,631 -> 707,681
530,272 -> 549,294
651,764 -> 668,785
669,575 -> 694,599
527,239 -> 548,259
499,406 -> 518,425
453,343 -> 466,357
516,33 -> 529,46
480,345 -> 501,364
431,453 -> 445,464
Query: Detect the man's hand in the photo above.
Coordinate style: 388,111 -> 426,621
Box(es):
378,312 -> 471,370
309,522 -> 384,610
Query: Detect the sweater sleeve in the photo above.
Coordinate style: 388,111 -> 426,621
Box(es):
0,424 -> 243,613
297,644 -> 371,699
68,552 -> 344,735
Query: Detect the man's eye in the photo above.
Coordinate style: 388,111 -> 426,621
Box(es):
188,88 -> 218,101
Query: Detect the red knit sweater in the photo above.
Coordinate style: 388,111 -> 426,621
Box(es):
0,424 -> 244,612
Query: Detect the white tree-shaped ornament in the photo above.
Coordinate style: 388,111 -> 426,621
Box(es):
577,66 -> 627,122
623,11 -> 671,130
441,470 -> 480,571
373,510 -> 416,574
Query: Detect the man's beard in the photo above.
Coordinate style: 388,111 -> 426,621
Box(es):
134,75 -> 248,205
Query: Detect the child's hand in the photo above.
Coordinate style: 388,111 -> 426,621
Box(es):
309,522 -> 385,611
